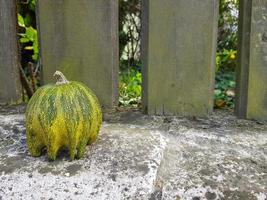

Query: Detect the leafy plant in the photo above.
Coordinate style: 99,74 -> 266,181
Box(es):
18,13 -> 39,61
119,0 -> 141,72
216,49 -> 237,72
218,0 -> 239,50
215,0 -> 238,108
119,69 -> 141,107
214,71 -> 235,108
217,0 -> 239,71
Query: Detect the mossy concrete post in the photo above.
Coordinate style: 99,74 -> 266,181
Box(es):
235,0 -> 267,120
0,0 -> 21,104
141,0 -> 219,116
37,0 -> 118,108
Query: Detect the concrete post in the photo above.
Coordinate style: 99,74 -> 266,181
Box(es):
0,0 -> 21,104
236,0 -> 267,120
141,0 -> 219,116
37,0 -> 119,108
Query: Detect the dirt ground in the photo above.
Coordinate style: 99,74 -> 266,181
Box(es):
0,104 -> 266,200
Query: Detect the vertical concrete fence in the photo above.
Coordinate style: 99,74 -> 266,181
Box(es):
236,0 -> 267,120
37,0 -> 119,108
141,0 -> 219,116
0,0 -> 21,104
1,0 -> 267,120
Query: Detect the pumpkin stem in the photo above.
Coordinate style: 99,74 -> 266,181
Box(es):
53,71 -> 70,85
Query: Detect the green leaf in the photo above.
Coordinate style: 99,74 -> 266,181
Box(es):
17,14 -> 25,27
29,0 -> 36,11
214,89 -> 222,96
32,53 -> 38,61
25,27 -> 37,41
20,38 -> 30,43
25,46 -> 33,50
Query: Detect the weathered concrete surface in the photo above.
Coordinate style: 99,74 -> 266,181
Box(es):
235,0 -> 252,119
0,110 -> 166,199
141,0 -> 218,116
0,0 -> 22,104
236,0 -> 267,120
0,105 -> 267,199
247,0 -> 267,120
37,0 -> 118,108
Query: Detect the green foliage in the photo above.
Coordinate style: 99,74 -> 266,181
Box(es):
216,49 -> 237,71
214,71 -> 235,108
118,0 -> 142,108
215,0 -> 238,108
18,0 -> 36,27
218,0 -> 239,50
18,13 -> 39,61
119,0 -> 141,71
119,69 -> 141,107
28,0 -> 36,11
217,0 -> 239,71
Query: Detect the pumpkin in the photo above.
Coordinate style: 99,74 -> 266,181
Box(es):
25,71 -> 102,160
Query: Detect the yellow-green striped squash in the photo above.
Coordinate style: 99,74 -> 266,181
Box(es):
25,71 -> 102,160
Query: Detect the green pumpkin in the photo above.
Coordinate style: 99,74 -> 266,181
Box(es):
25,71 -> 102,160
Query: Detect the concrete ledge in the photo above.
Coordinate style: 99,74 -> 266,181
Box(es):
0,115 -> 167,199
0,106 -> 266,199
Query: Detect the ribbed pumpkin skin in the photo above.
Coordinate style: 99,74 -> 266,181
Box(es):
25,81 -> 102,160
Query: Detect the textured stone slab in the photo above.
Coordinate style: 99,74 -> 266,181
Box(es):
0,0 -> 21,104
0,114 -> 167,200
37,0 -> 118,108
0,107 -> 267,199
154,127 -> 267,200
236,0 -> 267,120
141,0 -> 218,116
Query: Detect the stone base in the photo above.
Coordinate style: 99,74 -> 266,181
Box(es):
0,106 -> 266,199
